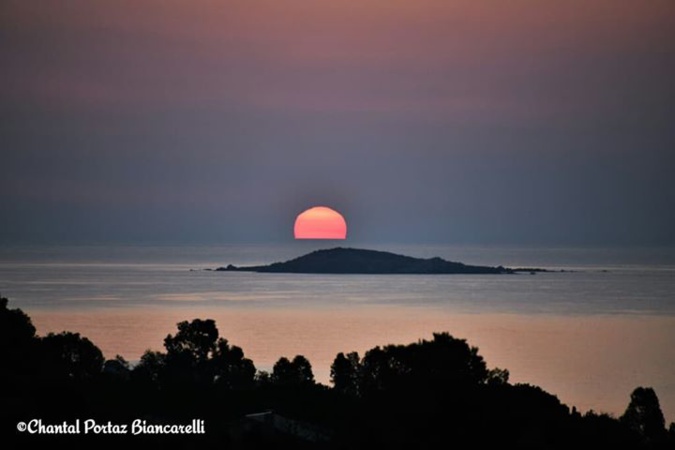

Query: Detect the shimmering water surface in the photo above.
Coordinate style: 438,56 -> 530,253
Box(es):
1,243 -> 674,422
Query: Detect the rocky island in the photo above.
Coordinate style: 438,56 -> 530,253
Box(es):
216,247 -> 530,274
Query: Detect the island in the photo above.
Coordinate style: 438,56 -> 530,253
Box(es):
215,247 -> 541,274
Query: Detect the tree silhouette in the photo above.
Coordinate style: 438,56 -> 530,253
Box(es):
293,355 -> 314,385
133,350 -> 166,384
39,331 -> 104,381
0,296 -> 38,376
330,352 -> 361,396
621,386 -> 667,444
164,318 -> 219,363
134,318 -> 256,388
358,332 -> 488,394
212,338 -> 256,389
103,355 -> 131,380
272,355 -> 315,387
162,318 -> 221,385
0,296 -> 35,342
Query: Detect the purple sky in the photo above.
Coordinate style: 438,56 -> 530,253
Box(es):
1,1 -> 674,244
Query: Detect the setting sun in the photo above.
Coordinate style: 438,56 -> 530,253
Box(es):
294,206 -> 347,240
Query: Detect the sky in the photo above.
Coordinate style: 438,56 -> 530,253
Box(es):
1,0 -> 674,245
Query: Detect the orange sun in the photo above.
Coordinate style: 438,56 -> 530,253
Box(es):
294,206 -> 347,239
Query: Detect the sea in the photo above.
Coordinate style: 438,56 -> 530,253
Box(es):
1,242 -> 674,423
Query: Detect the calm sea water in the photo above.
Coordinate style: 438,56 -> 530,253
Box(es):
1,243 -> 674,422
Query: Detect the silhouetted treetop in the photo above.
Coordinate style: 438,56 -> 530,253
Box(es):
358,332 -> 488,393
272,355 -> 315,387
331,352 -> 361,397
39,331 -> 104,381
103,355 -> 131,380
164,318 -> 219,363
134,318 -> 256,389
330,332 -> 493,399
621,387 -> 668,445
0,296 -> 38,376
212,338 -> 256,389
133,350 -> 166,384
0,295 -> 36,346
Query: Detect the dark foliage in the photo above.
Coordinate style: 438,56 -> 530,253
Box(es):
330,352 -> 361,397
39,331 -> 104,381
1,296 -> 673,449
271,355 -> 315,388
0,295 -> 37,376
622,387 -> 669,446
135,318 -> 256,390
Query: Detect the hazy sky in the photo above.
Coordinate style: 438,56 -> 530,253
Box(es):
1,1 -> 674,245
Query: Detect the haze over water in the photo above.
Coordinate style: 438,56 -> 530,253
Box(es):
1,243 -> 674,423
